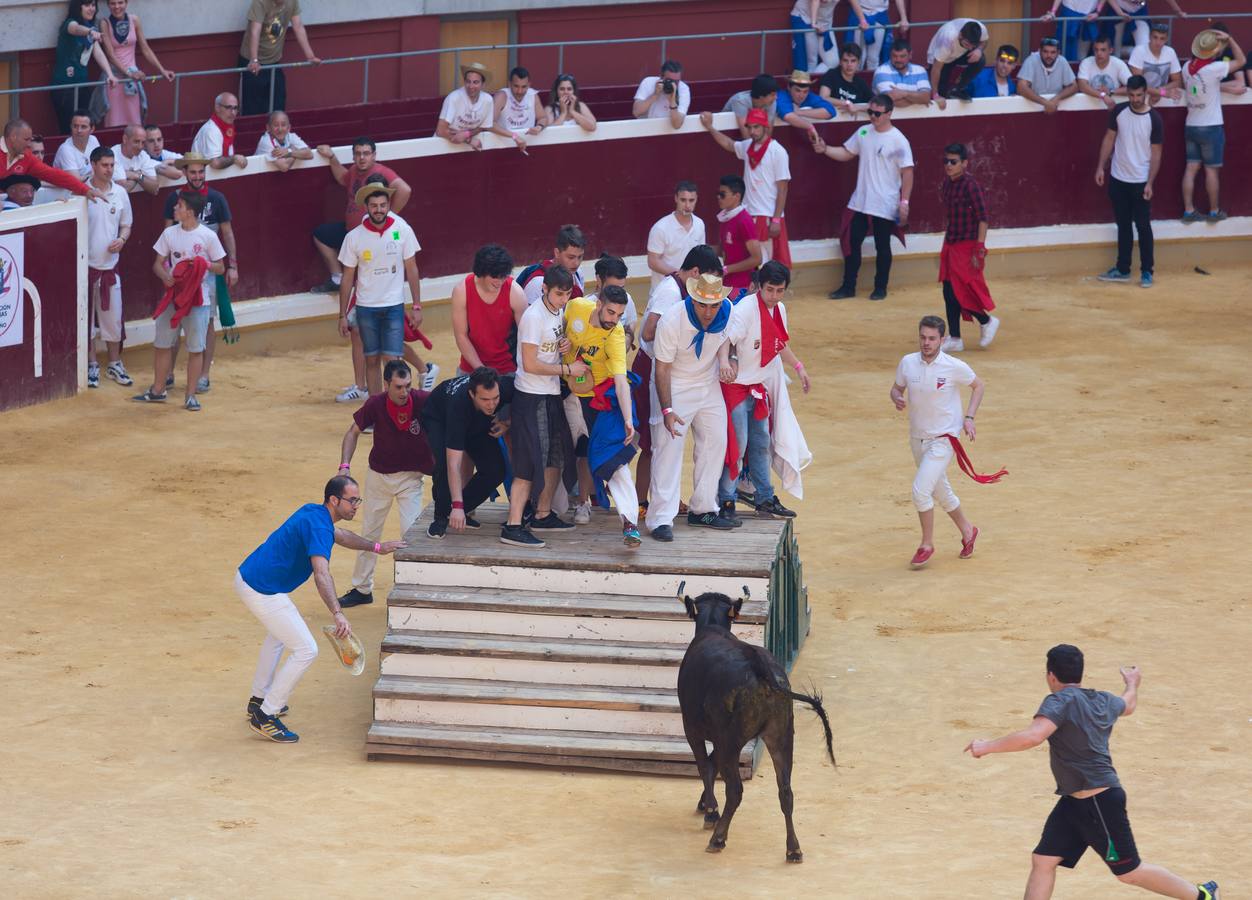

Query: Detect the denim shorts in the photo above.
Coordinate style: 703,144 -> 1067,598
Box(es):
354,303 -> 405,357
1184,125 -> 1225,167
153,304 -> 210,352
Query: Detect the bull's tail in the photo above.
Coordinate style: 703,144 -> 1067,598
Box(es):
788,689 -> 836,768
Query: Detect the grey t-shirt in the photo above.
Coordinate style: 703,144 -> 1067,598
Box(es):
1036,686 -> 1125,796
1018,51 -> 1077,95
723,90 -> 778,123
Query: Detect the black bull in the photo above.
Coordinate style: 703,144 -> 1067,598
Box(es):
676,589 -> 835,862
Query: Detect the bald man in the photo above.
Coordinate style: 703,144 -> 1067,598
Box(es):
110,124 -> 159,195
192,93 -> 248,170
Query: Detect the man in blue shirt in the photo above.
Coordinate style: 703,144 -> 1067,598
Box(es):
970,44 -> 1021,98
234,475 -> 405,743
775,70 -> 837,133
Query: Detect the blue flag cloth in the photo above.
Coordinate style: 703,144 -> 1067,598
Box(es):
684,296 -> 731,358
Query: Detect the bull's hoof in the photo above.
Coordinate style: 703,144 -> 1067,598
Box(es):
703,811 -> 720,830
705,838 -> 726,854
695,801 -> 716,815
786,850 -> 804,864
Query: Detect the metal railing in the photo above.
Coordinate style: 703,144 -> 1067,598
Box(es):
5,12 -> 1246,126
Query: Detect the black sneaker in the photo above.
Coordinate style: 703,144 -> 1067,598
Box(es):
427,519 -> 448,539
338,588 -> 373,608
464,514 -> 481,529
828,286 -> 856,300
310,278 -> 340,293
500,524 -> 545,547
950,87 -> 973,101
650,524 -> 674,542
529,512 -> 574,531
688,511 -> 735,530
735,487 -> 755,506
755,496 -> 797,519
248,708 -> 299,743
719,500 -> 743,527
245,696 -> 288,719
869,289 -> 888,301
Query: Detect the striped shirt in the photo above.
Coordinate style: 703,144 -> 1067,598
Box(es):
872,62 -> 931,95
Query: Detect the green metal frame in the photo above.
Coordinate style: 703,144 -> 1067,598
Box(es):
764,521 -> 810,671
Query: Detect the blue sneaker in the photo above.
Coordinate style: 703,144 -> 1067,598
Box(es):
623,524 -> 642,548
1207,209 -> 1227,222
1181,210 -> 1201,223
1198,881 -> 1220,900
1097,267 -> 1131,283
248,708 -> 299,743
1140,272 -> 1153,289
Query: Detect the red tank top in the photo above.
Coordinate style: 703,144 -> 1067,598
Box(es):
459,274 -> 517,374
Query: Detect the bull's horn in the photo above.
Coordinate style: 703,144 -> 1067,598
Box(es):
740,585 -> 751,600
676,580 -> 687,600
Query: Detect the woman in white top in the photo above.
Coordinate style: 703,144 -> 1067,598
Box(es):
546,74 -> 597,132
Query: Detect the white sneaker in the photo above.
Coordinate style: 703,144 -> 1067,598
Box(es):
979,316 -> 1000,349
105,361 -> 133,386
422,362 -> 440,392
196,376 -> 211,393
574,501 -> 592,525
336,385 -> 366,403
941,336 -> 965,353
87,363 -> 100,389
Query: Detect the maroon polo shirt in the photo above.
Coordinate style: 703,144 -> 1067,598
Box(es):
352,391 -> 435,476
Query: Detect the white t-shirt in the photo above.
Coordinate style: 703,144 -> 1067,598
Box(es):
1109,102 -> 1163,184
1077,55 -> 1132,93
53,135 -> 99,180
647,213 -> 706,291
110,144 -> 157,193
859,0 -> 889,14
652,300 -> 729,398
439,88 -> 494,131
153,223 -> 226,304
635,76 -> 691,119
191,120 -> 233,158
927,18 -> 988,66
895,351 -> 976,440
732,139 -> 791,218
337,216 -> 421,308
255,130 -> 309,158
86,182 -> 132,270
844,125 -> 914,221
640,275 -> 685,357
726,295 -> 789,387
498,88 -> 539,132
1061,0 -> 1099,13
1128,44 -> 1181,89
1183,60 -> 1229,127
514,298 -> 565,395
522,267 -> 585,306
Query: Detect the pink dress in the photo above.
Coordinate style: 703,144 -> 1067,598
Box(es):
104,14 -> 143,127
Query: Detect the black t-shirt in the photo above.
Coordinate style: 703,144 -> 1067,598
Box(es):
421,374 -> 515,451
819,70 -> 872,104
163,187 -> 232,228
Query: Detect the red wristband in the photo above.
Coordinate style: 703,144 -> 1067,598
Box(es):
452,501 -> 464,510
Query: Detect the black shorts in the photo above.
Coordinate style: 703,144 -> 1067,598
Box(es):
1034,787 -> 1140,875
510,390 -> 567,481
574,395 -> 598,458
313,220 -> 348,251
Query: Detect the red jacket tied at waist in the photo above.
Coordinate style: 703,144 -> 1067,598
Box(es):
153,257 -> 210,328
938,240 -> 995,321
721,382 -> 770,479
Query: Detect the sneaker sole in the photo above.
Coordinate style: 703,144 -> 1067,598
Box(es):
500,535 -> 546,548
426,530 -> 446,540
1096,276 -> 1130,283
529,524 -> 574,532
248,720 -> 299,743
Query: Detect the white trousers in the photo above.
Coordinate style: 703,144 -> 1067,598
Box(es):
91,276 -> 123,345
646,384 -> 727,530
234,570 -> 318,716
351,467 -> 425,592
911,437 -> 960,513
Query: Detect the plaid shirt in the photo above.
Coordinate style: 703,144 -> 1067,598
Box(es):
941,172 -> 988,243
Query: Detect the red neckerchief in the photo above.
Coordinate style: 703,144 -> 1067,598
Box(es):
181,184 -> 208,197
746,135 -> 772,170
1187,57 -> 1218,76
362,214 -> 395,236
210,113 -> 235,155
385,392 -> 415,433
758,295 -> 789,367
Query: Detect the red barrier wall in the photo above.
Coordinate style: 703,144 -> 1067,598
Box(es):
0,219 -> 80,411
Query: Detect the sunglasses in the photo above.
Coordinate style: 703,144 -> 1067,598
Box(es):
868,109 -> 885,118
997,54 -> 1019,63
943,158 -> 963,165
1040,38 -> 1060,47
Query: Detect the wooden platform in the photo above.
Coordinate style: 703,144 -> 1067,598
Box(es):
368,502 -> 810,777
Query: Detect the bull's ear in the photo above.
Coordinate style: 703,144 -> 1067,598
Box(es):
731,597 -> 743,619
683,596 -> 697,620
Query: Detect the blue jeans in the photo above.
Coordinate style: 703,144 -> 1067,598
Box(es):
1056,6 -> 1098,62
791,14 -> 818,72
355,303 -> 405,357
1184,125 -> 1225,167
849,9 -> 894,70
718,396 -> 773,505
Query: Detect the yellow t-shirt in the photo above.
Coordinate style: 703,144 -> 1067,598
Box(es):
562,297 -> 626,397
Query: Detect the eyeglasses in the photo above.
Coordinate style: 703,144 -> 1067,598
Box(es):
1040,38 -> 1060,48
868,109 -> 885,118
336,495 -> 364,507
943,158 -> 962,165
218,103 -> 239,111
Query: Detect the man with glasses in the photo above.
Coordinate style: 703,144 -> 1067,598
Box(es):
1017,37 -> 1080,114
811,94 -> 913,301
234,475 -> 405,743
191,93 -> 248,170
938,144 -> 998,352
970,45 -> 1021,97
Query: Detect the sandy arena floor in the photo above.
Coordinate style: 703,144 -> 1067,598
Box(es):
3,264 -> 1250,897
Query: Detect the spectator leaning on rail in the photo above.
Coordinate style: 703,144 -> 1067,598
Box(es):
926,18 -> 989,106
437,62 -> 495,151
100,0 -> 174,129
545,74 -> 597,133
872,41 -> 932,108
647,180 -> 706,295
1,119 -> 103,199
493,66 -> 546,152
819,44 -> 873,115
142,124 -> 182,180
1128,22 -> 1182,103
970,44 -> 1020,98
52,109 -> 99,181
1016,37 -> 1079,114
1041,0 -> 1103,64
634,60 -> 690,129
1077,36 -> 1132,108
1181,29 -> 1244,223
256,110 -> 312,171
1,174 -> 41,209
775,70 -> 837,133
1095,76 -> 1162,289
110,123 -> 158,195
49,1 -> 119,135
724,74 -> 780,139
192,93 -> 248,170
239,0 -> 320,117
84,146 -> 134,390
847,0 -> 910,72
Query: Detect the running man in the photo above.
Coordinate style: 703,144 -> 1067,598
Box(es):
965,644 -> 1220,900
235,476 -> 405,743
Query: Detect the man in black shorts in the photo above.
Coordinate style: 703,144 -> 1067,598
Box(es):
965,644 -> 1219,900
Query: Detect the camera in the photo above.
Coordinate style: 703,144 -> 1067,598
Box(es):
662,78 -> 676,95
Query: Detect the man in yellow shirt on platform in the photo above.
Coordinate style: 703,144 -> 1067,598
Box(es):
563,286 -> 641,547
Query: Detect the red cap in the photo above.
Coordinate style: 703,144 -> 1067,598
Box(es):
744,108 -> 770,127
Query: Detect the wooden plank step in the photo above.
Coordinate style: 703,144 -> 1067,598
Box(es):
364,742 -> 753,779
373,674 -> 681,712
381,630 -> 687,664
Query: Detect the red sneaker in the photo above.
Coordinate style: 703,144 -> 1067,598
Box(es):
910,546 -> 934,569
960,526 -> 980,559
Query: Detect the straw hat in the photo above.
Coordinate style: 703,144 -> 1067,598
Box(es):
1191,29 -> 1228,60
321,625 -> 366,676
686,273 -> 732,305
173,151 -> 211,170
354,180 -> 396,208
788,69 -> 813,86
460,61 -> 493,83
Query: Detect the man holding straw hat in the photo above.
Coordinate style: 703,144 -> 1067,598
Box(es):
1180,29 -> 1245,222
